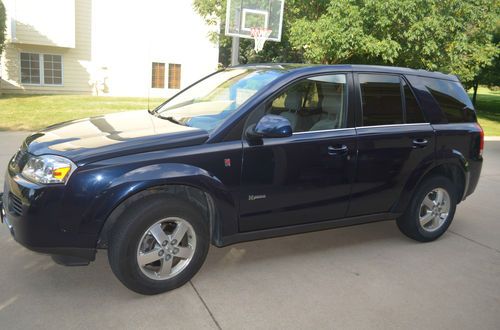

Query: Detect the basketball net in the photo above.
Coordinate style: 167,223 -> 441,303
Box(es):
250,28 -> 272,53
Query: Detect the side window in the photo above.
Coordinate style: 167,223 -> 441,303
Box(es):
359,74 -> 403,126
416,77 -> 475,123
402,80 -> 426,123
267,74 -> 347,133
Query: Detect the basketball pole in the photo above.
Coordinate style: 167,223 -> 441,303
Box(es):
231,36 -> 240,66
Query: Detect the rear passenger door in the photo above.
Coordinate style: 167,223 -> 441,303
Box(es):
348,73 -> 435,217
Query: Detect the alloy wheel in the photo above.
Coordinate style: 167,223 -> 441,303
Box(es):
418,187 -> 451,232
136,217 -> 196,280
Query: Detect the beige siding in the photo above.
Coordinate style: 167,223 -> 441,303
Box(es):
0,0 -> 219,96
1,0 -> 92,94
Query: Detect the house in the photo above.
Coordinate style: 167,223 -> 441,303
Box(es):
0,0 -> 219,97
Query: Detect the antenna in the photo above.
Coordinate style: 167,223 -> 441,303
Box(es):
147,83 -> 150,112
147,22 -> 151,112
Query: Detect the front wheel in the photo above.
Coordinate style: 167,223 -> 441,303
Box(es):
397,176 -> 457,242
108,195 -> 209,295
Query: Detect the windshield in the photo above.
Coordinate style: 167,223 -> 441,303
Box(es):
154,68 -> 285,131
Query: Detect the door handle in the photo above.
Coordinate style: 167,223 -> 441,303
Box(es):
328,145 -> 348,155
412,138 -> 428,148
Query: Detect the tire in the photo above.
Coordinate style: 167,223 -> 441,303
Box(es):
108,194 -> 210,295
397,176 -> 457,242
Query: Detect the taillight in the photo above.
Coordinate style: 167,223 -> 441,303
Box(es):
476,122 -> 484,156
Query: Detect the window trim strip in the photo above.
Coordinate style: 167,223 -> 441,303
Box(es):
293,127 -> 355,135
355,122 -> 431,129
293,123 -> 431,135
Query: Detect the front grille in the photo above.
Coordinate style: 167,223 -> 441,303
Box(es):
8,193 -> 23,216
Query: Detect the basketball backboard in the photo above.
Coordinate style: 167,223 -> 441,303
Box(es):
225,0 -> 285,42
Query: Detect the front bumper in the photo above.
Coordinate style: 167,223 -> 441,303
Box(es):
0,197 -> 14,235
1,172 -> 96,264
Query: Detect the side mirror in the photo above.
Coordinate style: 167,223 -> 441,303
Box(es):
246,114 -> 293,140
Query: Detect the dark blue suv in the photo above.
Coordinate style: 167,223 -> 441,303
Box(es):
1,64 -> 483,294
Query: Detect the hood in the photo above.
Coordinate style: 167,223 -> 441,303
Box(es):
23,110 -> 209,164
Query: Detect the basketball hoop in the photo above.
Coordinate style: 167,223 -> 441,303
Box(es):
224,0 -> 284,64
250,27 -> 272,53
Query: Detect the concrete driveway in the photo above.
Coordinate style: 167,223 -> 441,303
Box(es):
0,132 -> 499,329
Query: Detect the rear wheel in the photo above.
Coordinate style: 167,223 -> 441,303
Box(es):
108,195 -> 209,295
397,176 -> 457,242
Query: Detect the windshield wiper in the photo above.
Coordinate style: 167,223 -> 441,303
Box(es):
148,109 -> 182,124
148,108 -> 163,118
163,116 -> 186,126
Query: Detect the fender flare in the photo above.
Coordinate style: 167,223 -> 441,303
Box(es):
86,163 -> 237,246
392,148 -> 469,213
433,148 -> 470,200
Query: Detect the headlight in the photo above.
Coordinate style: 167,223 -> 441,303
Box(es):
22,155 -> 76,184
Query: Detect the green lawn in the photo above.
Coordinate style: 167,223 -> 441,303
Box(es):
0,94 -> 164,131
0,88 -> 499,134
470,87 -> 500,136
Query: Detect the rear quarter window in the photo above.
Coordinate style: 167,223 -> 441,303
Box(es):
411,77 -> 476,123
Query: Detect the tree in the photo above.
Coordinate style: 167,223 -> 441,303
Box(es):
471,23 -> 500,104
0,0 -> 6,56
291,0 -> 499,85
193,0 -> 499,86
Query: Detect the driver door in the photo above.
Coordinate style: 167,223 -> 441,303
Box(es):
238,73 -> 357,232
